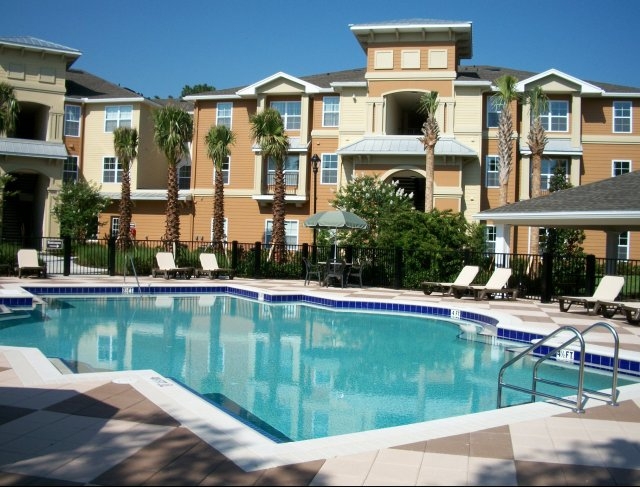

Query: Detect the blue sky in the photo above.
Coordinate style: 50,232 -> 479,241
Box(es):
7,0 -> 639,98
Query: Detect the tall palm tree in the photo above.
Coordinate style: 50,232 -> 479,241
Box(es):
205,124 -> 236,248
153,104 -> 193,247
492,75 -> 520,206
417,91 -> 440,212
526,85 -> 549,255
113,126 -> 139,250
250,108 -> 290,262
0,81 -> 20,136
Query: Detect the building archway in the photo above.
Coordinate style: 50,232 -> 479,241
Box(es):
2,171 -> 49,243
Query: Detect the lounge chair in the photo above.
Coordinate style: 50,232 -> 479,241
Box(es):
196,253 -> 234,279
451,267 -> 515,300
16,249 -> 46,278
152,252 -> 194,279
593,300 -> 640,324
421,265 -> 479,295
557,275 -> 625,313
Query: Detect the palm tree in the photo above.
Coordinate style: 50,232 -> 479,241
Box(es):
249,108 -> 290,262
153,104 -> 193,247
0,81 -> 20,136
491,75 -> 520,206
526,85 -> 549,255
113,126 -> 139,250
417,91 -> 440,212
205,124 -> 236,248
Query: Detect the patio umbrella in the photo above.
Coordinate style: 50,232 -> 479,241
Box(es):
304,210 -> 368,260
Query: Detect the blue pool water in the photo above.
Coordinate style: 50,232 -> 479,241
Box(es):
0,294 -> 636,442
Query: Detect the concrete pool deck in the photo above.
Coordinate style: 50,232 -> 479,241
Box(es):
0,274 -> 639,485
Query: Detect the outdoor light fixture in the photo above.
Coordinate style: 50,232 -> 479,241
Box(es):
310,153 -> 321,248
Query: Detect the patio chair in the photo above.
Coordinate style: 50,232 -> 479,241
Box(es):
346,258 -> 367,288
303,258 -> 322,286
196,253 -> 234,279
557,275 -> 625,313
324,260 -> 347,288
16,249 -> 47,278
451,267 -> 516,300
152,252 -> 194,280
422,265 -> 479,295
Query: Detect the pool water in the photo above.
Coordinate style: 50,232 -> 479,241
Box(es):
0,295 -> 636,442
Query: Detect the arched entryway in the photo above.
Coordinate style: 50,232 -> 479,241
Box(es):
385,170 -> 425,212
2,172 -> 49,243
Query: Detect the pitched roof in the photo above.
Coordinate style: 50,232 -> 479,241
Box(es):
65,69 -> 148,101
337,135 -> 476,157
474,171 -> 640,231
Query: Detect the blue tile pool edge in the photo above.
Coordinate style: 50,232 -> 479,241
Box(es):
7,284 -> 640,379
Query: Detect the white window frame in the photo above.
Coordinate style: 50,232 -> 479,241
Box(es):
612,160 -> 631,176
322,96 -> 340,127
64,105 -> 81,136
104,105 -> 133,133
618,232 -> 630,260
540,100 -> 568,132
485,155 -> 500,187
485,225 -> 496,253
216,102 -> 232,127
64,155 -> 79,182
111,216 -> 120,237
102,156 -> 122,183
486,97 -> 502,128
178,163 -> 191,189
320,154 -> 338,184
219,156 -> 230,185
97,335 -> 118,362
210,217 -> 229,242
267,155 -> 299,187
265,219 -> 299,247
540,159 -> 569,190
270,101 -> 301,130
613,101 -> 632,133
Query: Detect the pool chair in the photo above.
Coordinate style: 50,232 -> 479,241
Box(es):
557,275 -> 625,314
196,253 -> 235,280
16,249 -> 47,278
421,265 -> 479,295
593,299 -> 640,324
303,257 -> 322,286
451,267 -> 516,300
152,252 -> 194,279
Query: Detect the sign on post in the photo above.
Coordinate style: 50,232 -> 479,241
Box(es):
46,239 -> 63,250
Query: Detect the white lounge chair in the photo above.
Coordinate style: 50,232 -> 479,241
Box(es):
196,253 -> 234,279
422,265 -> 479,295
593,299 -> 640,324
557,275 -> 625,314
451,267 -> 515,300
152,252 -> 194,279
17,249 -> 46,278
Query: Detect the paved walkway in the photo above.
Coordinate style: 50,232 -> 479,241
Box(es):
0,275 -> 639,485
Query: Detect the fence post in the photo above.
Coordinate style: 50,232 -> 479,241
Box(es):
253,241 -> 261,278
231,241 -> 238,269
302,243 -> 309,279
540,252 -> 553,303
393,247 -> 403,290
63,236 -> 71,276
585,254 -> 596,296
108,236 -> 116,276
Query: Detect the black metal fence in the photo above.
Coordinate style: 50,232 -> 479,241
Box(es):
2,236 -> 639,303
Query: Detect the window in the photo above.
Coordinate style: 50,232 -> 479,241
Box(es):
64,156 -> 79,182
64,105 -> 81,136
104,105 -> 132,132
323,96 -> 340,127
267,155 -> 299,187
270,101 -> 301,130
486,97 -> 502,128
178,164 -> 191,189
321,154 -> 338,184
215,156 -> 230,185
540,159 -> 569,190
485,225 -> 496,253
210,218 -> 228,241
111,217 -> 120,237
618,232 -> 629,260
103,157 -> 122,183
216,102 -> 232,127
97,335 -> 118,362
613,160 -> 631,176
265,220 -> 299,246
613,101 -> 632,133
540,100 -> 568,132
485,156 -> 500,187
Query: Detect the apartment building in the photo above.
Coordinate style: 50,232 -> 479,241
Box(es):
1,20 -> 639,258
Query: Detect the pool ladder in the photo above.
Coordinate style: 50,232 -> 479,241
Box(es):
124,254 -> 143,295
497,322 -> 620,413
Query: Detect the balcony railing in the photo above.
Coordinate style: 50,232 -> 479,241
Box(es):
265,172 -> 299,195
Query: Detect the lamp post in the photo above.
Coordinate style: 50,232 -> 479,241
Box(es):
310,154 -> 320,250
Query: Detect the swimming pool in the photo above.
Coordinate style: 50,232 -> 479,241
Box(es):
1,289 -> 638,442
